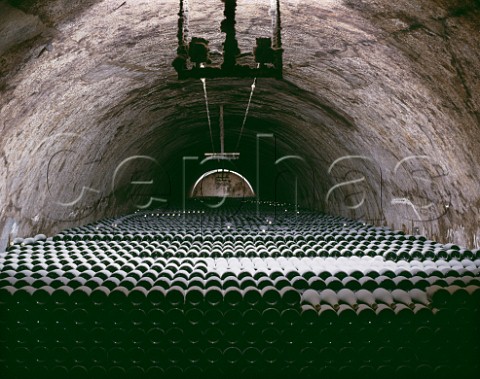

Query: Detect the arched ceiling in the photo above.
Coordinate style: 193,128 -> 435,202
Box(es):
0,0 -> 479,250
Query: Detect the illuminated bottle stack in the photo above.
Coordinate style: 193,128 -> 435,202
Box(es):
0,199 -> 479,377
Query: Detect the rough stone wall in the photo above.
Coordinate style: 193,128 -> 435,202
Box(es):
0,0 -> 479,251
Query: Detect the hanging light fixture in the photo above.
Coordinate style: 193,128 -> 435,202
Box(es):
172,0 -> 283,79
204,104 -> 240,161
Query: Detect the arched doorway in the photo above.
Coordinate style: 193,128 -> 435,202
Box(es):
191,169 -> 255,198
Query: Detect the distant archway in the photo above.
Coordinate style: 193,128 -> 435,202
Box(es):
191,169 -> 255,198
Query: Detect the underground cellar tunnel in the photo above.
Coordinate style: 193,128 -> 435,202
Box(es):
0,0 -> 479,377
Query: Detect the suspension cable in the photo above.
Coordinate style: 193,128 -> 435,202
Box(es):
235,67 -> 259,151
201,75 -> 215,154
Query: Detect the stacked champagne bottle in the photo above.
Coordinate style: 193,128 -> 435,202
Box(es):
1,200 -> 479,377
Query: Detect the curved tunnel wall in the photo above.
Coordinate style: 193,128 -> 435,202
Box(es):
0,0 -> 479,251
